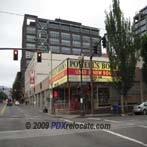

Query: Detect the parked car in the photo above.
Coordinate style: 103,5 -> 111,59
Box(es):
133,102 -> 147,115
7,99 -> 13,106
15,101 -> 20,106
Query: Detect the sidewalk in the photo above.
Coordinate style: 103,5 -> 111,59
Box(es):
47,113 -> 116,119
26,105 -> 133,119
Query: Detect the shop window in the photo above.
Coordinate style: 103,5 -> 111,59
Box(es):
53,90 -> 59,97
98,88 -> 109,105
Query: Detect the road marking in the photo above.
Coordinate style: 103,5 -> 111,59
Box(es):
87,117 -> 101,121
16,106 -> 32,118
0,104 -> 6,116
104,119 -> 121,123
63,119 -> 147,147
86,117 -> 121,123
103,129 -> 147,147
64,119 -> 73,123
75,121 -> 85,125
63,119 -> 85,125
138,125 -> 147,128
0,128 -> 96,140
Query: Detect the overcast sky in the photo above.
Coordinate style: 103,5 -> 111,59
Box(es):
0,0 -> 147,88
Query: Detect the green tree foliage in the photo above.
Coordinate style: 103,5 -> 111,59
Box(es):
0,91 -> 8,100
105,0 -> 140,113
12,72 -> 22,100
141,34 -> 147,85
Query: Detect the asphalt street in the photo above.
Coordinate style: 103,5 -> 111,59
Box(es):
0,103 -> 147,147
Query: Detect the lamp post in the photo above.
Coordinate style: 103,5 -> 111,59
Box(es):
78,54 -> 85,116
90,36 -> 102,114
49,50 -> 55,114
90,55 -> 94,114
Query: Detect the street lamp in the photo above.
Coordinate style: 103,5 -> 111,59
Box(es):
78,54 -> 85,116
90,36 -> 103,114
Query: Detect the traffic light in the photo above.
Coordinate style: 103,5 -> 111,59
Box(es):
37,51 -> 42,62
13,49 -> 18,60
102,36 -> 106,48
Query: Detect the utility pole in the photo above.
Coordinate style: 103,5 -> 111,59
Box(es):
49,50 -> 54,114
90,37 -> 102,114
78,54 -> 85,116
90,54 -> 94,114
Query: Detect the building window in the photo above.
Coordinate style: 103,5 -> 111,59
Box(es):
26,27 -> 36,34
82,42 -> 90,48
50,31 -> 59,38
61,32 -> 70,40
98,88 -> 110,105
60,24 -> 70,31
50,38 -> 60,45
61,47 -> 71,54
50,46 -> 60,53
72,41 -> 81,47
49,22 -> 60,29
72,48 -> 81,55
141,25 -> 146,32
82,36 -> 90,43
26,43 -> 36,49
25,51 -> 34,59
82,28 -> 90,34
140,19 -> 146,26
72,34 -> 80,41
26,35 -> 35,42
82,49 -> 90,55
70,26 -> 80,33
61,40 -> 71,46
92,37 -> 100,46
90,30 -> 99,36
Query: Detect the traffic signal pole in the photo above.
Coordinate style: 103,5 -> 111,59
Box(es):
90,54 -> 94,114
0,48 -> 42,62
0,48 -> 37,51
90,36 -> 105,114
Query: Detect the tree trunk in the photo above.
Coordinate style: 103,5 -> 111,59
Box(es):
120,94 -> 125,115
124,97 -> 128,113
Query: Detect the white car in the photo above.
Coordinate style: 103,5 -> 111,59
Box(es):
15,101 -> 20,106
133,102 -> 147,115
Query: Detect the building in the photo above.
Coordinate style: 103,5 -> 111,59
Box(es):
133,5 -> 147,103
24,52 -> 147,114
134,5 -> 147,36
25,53 -> 117,113
23,14 -> 147,114
21,14 -> 101,91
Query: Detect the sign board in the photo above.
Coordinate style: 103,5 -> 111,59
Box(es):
48,59 -> 116,88
68,59 -> 114,82
49,60 -> 68,88
30,70 -> 35,87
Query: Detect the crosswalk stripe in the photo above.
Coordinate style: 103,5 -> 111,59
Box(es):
103,129 -> 147,147
0,104 -> 6,116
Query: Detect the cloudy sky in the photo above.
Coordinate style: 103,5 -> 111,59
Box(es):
0,0 -> 146,88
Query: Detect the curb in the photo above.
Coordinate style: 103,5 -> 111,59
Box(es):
47,113 -> 115,119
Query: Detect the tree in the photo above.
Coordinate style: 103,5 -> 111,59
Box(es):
141,34 -> 147,85
0,91 -> 8,100
105,0 -> 140,114
12,72 -> 22,101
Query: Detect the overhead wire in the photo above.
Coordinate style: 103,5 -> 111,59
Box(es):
0,10 -> 24,17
